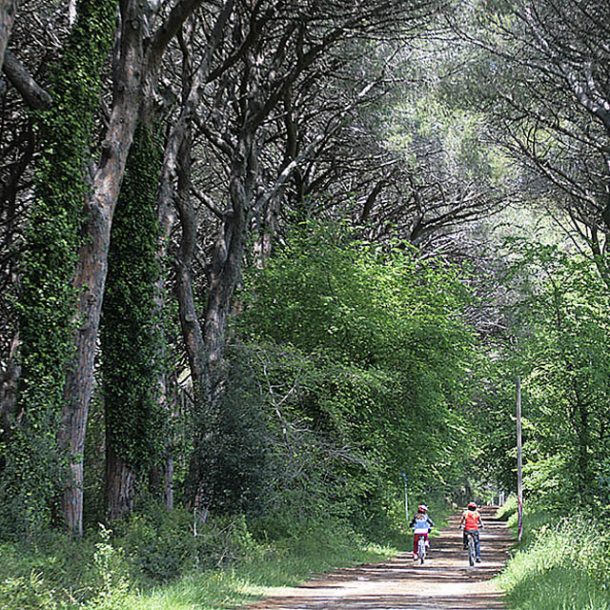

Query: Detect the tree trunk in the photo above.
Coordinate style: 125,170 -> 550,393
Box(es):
60,201 -> 114,536
101,119 -> 165,521
12,0 -> 116,538
105,446 -> 136,520
184,132 -> 258,506
253,194 -> 279,267
68,0 -> 77,26
58,0 -> 207,535
174,126 -> 210,507
2,50 -> 52,109
59,0 -> 145,537
0,0 -> 17,68
152,147 -> 178,510
0,333 -> 20,434
203,134 -> 257,385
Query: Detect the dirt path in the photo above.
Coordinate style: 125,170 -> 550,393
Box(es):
247,507 -> 513,610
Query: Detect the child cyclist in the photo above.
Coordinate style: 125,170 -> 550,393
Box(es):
459,501 -> 484,563
409,504 -> 435,560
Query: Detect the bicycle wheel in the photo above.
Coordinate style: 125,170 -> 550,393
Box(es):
468,534 -> 475,566
418,537 -> 426,565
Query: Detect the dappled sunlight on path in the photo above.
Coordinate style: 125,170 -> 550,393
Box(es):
245,507 -> 512,610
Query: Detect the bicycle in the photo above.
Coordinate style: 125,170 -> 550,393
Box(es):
465,530 -> 476,566
416,534 -> 427,565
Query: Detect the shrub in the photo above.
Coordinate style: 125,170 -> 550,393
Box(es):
496,495 -> 518,521
0,527 -> 132,610
83,527 -> 131,610
0,572 -> 59,610
115,508 -> 198,582
116,506 -> 267,582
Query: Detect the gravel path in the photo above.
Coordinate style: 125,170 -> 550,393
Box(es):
247,507 -> 513,610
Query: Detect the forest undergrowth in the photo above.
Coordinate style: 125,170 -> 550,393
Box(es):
497,498 -> 610,610
0,501 -> 420,610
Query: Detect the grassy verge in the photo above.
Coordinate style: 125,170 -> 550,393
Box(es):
495,499 -> 610,610
0,511 -> 401,610
128,531 -> 396,610
129,500 -> 453,609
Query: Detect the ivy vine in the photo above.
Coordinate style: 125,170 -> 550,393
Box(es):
2,0 -> 117,536
100,121 -> 165,492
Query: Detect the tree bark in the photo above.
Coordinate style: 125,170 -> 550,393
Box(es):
174,128 -> 206,396
105,446 -> 136,520
60,201 -> 113,536
162,1 -> 236,506
183,131 -> 258,506
0,0 -> 17,69
0,333 -> 20,434
2,49 -> 52,109
152,153 -> 178,510
59,0 -> 204,537
205,133 -> 257,393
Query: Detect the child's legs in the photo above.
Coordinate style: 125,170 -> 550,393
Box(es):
413,534 -> 421,554
413,533 -> 429,553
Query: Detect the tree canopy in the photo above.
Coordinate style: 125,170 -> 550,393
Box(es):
0,0 -> 608,570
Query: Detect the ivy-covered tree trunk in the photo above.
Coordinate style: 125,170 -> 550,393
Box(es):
58,0 -> 146,536
60,0 -> 203,537
0,0 -> 17,68
101,123 -> 164,521
5,0 -> 116,537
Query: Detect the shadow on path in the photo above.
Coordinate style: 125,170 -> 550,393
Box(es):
246,507 -> 513,610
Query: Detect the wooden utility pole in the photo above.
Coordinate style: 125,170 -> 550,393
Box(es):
400,471 -> 409,524
516,376 -> 524,542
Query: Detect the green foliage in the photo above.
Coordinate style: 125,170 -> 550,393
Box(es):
0,572 -> 60,610
473,242 -> 610,515
2,0 -> 117,535
0,504 -> 399,610
113,505 -> 267,583
496,494 -> 518,521
233,222 -> 477,523
469,355 -> 520,494
127,514 -> 398,610
192,345 -> 272,516
101,122 -> 165,483
84,527 -> 131,610
0,527 -> 130,610
115,507 -> 198,582
499,508 -> 610,610
526,247 -> 607,510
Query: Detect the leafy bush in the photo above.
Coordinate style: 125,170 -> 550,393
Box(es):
83,527 -> 130,610
237,223 -> 477,526
116,506 -> 267,582
0,572 -> 60,610
496,495 -> 518,521
0,527 -> 131,610
127,510 -> 400,610
115,508 -> 198,582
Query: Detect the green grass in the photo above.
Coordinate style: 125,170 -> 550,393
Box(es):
127,535 -> 396,610
496,503 -> 610,610
0,513 -> 400,610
